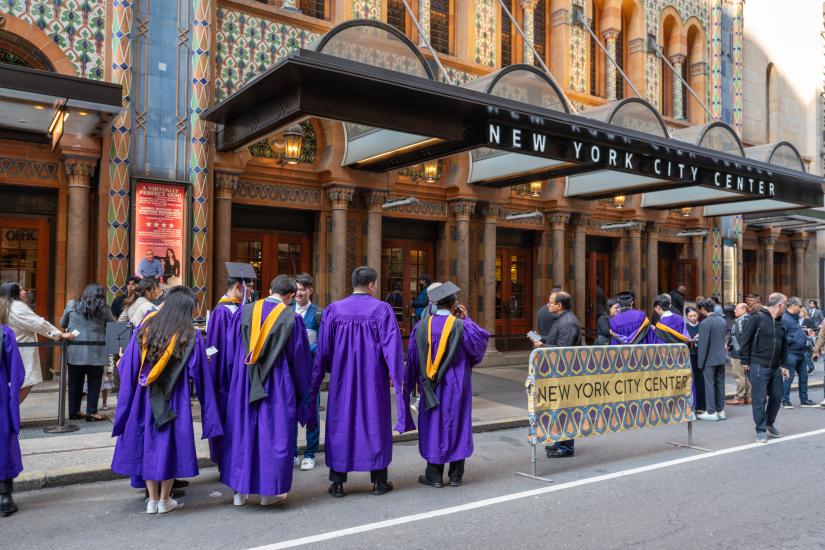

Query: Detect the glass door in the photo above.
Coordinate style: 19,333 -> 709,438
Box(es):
231,230 -> 310,300
495,247 -> 532,350
381,239 -> 434,338
585,251 -> 610,343
0,218 -> 50,316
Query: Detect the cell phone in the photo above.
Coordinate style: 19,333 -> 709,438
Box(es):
71,329 -> 81,337
527,330 -> 542,342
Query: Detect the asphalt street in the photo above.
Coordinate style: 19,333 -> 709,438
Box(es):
6,401 -> 825,550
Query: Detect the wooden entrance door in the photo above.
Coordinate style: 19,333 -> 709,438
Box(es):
0,218 -> 50,316
231,230 -> 311,298
672,259 -> 697,301
743,249 -> 756,298
495,247 -> 532,351
381,239 -> 434,338
585,251 -> 610,343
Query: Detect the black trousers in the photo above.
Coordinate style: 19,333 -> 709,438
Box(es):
68,364 -> 104,416
424,460 -> 465,483
329,468 -> 387,484
0,479 -> 12,495
749,364 -> 783,433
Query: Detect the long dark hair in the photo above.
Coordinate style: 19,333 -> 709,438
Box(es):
76,283 -> 108,320
137,286 -> 196,367
0,281 -> 21,324
166,248 -> 177,263
123,277 -> 159,309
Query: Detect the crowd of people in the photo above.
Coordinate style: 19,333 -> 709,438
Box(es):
0,266 -> 489,517
532,286 -> 825,456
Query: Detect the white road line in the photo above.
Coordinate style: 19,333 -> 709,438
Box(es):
249,427 -> 825,550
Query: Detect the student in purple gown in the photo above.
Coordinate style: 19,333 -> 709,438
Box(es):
310,266 -> 414,499
0,310 -> 25,517
652,294 -> 690,344
610,291 -> 657,345
111,286 -> 223,515
405,282 -> 489,488
205,276 -> 245,466
220,274 -> 312,507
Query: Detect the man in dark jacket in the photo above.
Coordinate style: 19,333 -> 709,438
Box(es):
780,297 -> 817,408
540,292 -> 581,458
740,293 -> 791,443
536,285 -> 563,343
670,284 -> 687,315
696,299 -> 728,421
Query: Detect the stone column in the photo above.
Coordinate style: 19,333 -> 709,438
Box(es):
365,191 -> 388,296
521,0 -> 537,65
604,29 -> 619,101
213,171 -> 238,293
692,234 -> 704,297
483,205 -> 500,351
418,0 -> 431,46
64,157 -> 97,301
450,200 -> 476,300
548,213 -> 570,291
645,224 -> 660,311
327,187 -> 355,300
628,222 -> 642,303
792,232 -> 808,298
759,230 -> 777,297
572,215 -> 589,323
671,54 -> 686,120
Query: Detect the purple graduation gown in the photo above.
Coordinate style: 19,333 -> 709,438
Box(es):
654,312 -> 688,343
205,299 -> 240,463
405,315 -> 489,464
1,326 -> 25,481
220,299 -> 312,496
310,293 -> 414,473
610,309 -> 657,345
111,331 -> 223,482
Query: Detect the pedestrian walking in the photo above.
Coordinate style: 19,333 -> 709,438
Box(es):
405,281 -> 489,488
60,284 -> 115,422
696,298 -> 728,421
111,286 -> 223,514
685,307 -> 705,413
0,311 -> 25,517
780,297 -> 817,408
726,303 -> 752,406
739,293 -> 790,443
309,267 -> 413,498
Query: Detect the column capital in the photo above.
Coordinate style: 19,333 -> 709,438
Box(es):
63,156 -> 97,187
326,186 -> 355,209
602,28 -> 620,41
215,171 -> 239,200
670,53 -> 687,65
645,222 -> 662,235
450,199 -> 476,221
572,214 -> 591,230
364,190 -> 389,212
547,212 -> 571,228
758,235 -> 777,249
520,0 -> 537,11
624,221 -> 644,235
791,232 -> 809,250
483,203 -> 503,222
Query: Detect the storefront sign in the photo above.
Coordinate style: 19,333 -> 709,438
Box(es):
526,344 -> 693,444
133,180 -> 186,285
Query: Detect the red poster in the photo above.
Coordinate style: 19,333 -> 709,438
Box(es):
134,181 -> 186,286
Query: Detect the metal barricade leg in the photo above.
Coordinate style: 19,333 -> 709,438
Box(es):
515,442 -> 554,483
666,420 -> 712,452
43,340 -> 79,434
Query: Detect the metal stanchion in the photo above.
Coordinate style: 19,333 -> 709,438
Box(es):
43,340 -> 79,434
667,420 -> 713,452
516,442 -> 554,483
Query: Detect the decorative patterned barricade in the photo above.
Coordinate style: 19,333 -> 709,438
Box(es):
521,344 -> 695,482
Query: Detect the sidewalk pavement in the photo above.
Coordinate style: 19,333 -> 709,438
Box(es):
15,359 -> 825,492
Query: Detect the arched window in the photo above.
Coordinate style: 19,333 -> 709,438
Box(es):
430,0 -> 452,55
766,63 -> 778,142
387,0 -> 407,34
533,0 -> 547,68
589,0 -> 605,97
0,31 -> 54,70
685,22 -> 706,124
659,13 -> 680,117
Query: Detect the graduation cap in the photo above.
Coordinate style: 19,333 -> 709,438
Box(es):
616,290 -> 636,307
427,281 -> 460,303
226,262 -> 257,281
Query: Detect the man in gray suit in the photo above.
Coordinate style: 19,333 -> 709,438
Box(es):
696,298 -> 728,421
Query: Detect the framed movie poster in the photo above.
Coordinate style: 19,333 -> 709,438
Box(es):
132,179 -> 188,286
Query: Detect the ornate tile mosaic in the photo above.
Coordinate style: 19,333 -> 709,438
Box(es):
352,0 -> 381,19
214,8 -> 321,101
473,0 -> 496,67
0,0 -> 106,79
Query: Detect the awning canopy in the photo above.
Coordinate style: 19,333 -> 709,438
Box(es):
0,64 -> 122,144
743,208 -> 825,232
201,20 -> 824,211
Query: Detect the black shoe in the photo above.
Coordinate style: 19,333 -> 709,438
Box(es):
808,366 -> 815,375
328,482 -> 345,498
69,413 -> 85,420
417,475 -> 443,488
172,479 -> 189,489
546,448 -> 574,458
800,399 -> 818,408
0,494 -> 17,517
372,481 -> 393,496
449,478 -> 463,487
782,400 -> 794,409
144,488 -> 185,499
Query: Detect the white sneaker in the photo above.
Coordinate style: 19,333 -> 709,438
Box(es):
233,493 -> 247,506
146,499 -> 159,514
260,494 -> 288,506
696,411 -> 720,421
300,457 -> 315,471
819,399 -> 825,407
717,410 -> 727,420
293,456 -> 300,467
157,498 -> 182,514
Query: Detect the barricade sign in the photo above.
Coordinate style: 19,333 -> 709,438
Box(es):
521,343 -> 695,481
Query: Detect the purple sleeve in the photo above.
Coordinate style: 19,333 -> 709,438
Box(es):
380,303 -> 413,434
111,332 -> 142,437
5,326 -> 24,434
403,324 -> 420,425
462,317 -> 490,366
307,306 -> 333,416
286,314 -> 312,426
189,333 -> 223,439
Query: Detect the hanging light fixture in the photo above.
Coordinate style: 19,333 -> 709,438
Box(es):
612,194 -> 626,209
422,160 -> 439,183
529,181 -> 543,197
680,206 -> 692,217
282,124 -> 304,164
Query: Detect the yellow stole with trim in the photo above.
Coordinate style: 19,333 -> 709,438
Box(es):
244,300 -> 287,365
137,311 -> 178,386
426,314 -> 457,380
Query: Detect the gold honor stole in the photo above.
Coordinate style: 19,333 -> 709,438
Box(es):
218,296 -> 241,305
244,300 -> 287,365
426,314 -> 457,380
654,321 -> 690,342
137,312 -> 178,386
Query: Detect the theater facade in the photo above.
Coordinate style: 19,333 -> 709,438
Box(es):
0,0 -> 822,352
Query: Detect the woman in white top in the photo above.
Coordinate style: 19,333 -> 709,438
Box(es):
117,277 -> 162,326
0,282 -> 74,402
